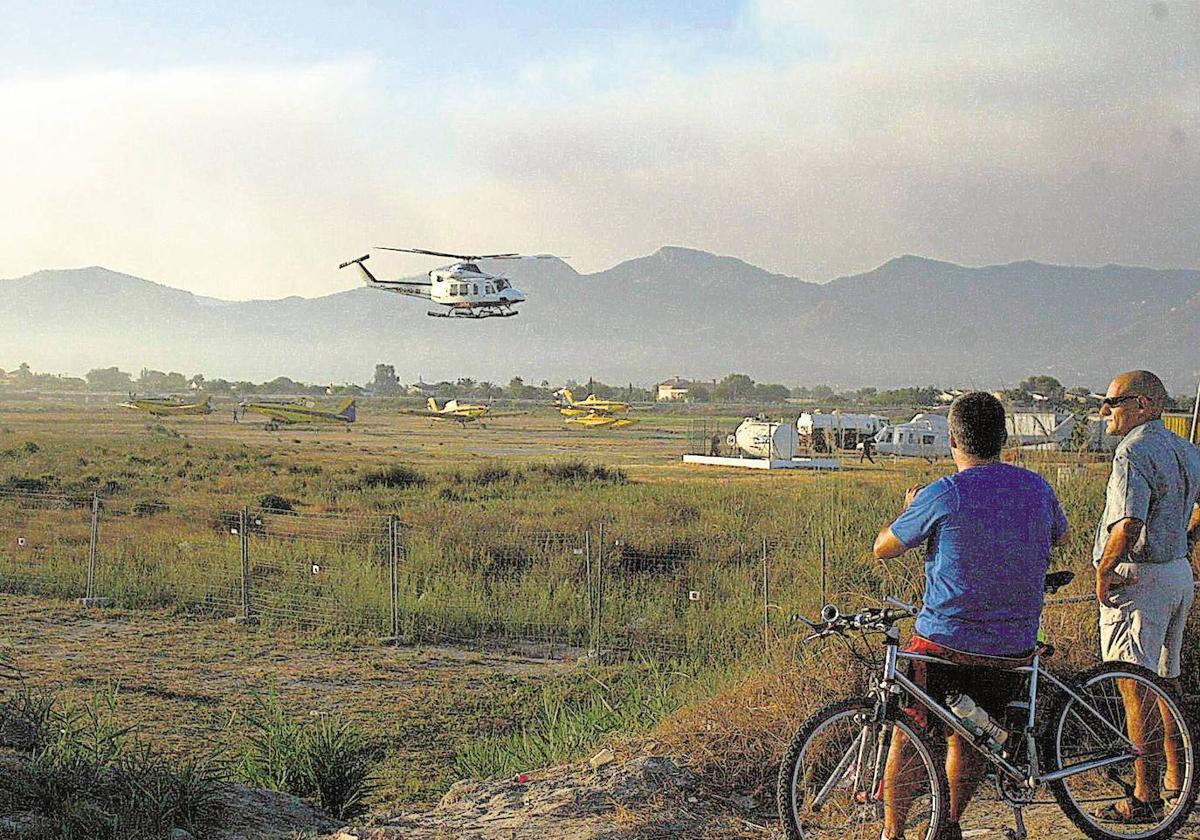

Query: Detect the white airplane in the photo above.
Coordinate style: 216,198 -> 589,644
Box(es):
339,247 -> 552,319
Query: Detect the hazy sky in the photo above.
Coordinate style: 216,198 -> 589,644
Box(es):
1,1 -> 1197,299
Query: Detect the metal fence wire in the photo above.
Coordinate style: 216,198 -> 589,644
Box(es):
1,487 -> 1199,684
0,489 -> 92,599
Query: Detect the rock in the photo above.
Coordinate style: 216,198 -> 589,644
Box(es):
730,793 -> 757,812
587,748 -> 614,770
438,779 -> 473,808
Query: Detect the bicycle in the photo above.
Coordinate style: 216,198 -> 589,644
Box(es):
777,571 -> 1198,840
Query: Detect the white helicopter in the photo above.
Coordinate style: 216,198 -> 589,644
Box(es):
339,247 -> 550,319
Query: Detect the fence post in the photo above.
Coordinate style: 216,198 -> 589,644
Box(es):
85,492 -> 99,600
239,507 -> 252,622
584,528 -> 593,654
388,514 -> 399,641
596,522 -> 605,662
762,538 -> 770,659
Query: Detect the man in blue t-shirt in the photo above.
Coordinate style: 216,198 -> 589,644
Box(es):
873,391 -> 1070,840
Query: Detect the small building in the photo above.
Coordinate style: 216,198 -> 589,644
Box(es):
657,377 -> 692,401
1163,412 -> 1197,444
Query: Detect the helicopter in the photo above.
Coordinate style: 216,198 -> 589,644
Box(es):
339,247 -> 554,319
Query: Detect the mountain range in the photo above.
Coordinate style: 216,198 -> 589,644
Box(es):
2,247 -> 1198,392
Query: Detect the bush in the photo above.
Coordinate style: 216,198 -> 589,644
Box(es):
0,669 -> 226,839
257,493 -> 295,514
131,499 -> 170,517
236,686 -> 376,820
529,460 -> 627,485
0,476 -> 52,494
356,465 -> 425,490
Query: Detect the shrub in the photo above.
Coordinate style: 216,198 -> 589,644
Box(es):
0,476 -> 51,494
257,494 -> 295,514
236,685 -> 376,820
21,441 -> 40,454
131,499 -> 170,517
529,460 -> 627,484
356,465 -> 425,490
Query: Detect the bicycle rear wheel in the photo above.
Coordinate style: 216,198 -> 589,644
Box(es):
1045,661 -> 1197,840
777,698 -> 948,840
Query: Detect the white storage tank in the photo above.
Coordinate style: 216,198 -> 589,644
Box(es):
730,418 -> 799,459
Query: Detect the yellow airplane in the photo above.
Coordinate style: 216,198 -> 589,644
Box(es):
120,394 -> 213,417
564,411 -> 637,429
238,397 -> 357,431
553,389 -> 631,418
401,397 -> 523,427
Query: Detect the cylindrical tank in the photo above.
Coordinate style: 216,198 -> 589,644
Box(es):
732,418 -> 798,459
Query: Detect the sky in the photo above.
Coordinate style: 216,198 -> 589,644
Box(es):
0,1 -> 1197,299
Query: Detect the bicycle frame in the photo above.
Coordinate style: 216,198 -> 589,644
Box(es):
877,624 -> 1140,788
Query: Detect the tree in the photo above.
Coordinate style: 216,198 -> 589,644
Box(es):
86,366 -> 133,391
713,373 -> 756,402
754,383 -> 791,403
1017,375 -> 1065,403
506,377 -> 527,399
373,364 -> 400,395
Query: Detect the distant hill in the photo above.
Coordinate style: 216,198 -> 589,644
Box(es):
2,248 -> 1199,391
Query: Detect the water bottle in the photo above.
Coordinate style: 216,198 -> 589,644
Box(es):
946,693 -> 1008,753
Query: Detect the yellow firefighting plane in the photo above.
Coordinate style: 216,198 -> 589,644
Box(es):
554,389 -> 638,429
238,397 -> 357,431
120,394 -> 213,417
400,398 -> 524,428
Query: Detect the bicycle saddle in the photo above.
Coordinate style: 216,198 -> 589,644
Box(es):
1044,570 -> 1075,593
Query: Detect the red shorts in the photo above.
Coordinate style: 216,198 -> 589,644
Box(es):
903,636 -> 1032,732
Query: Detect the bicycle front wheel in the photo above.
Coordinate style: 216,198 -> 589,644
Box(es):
1045,661 -> 1197,840
777,698 -> 949,840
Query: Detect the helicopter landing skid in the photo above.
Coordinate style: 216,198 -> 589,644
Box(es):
427,308 -> 519,319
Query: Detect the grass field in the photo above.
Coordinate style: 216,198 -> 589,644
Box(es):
3,393 -> 1188,827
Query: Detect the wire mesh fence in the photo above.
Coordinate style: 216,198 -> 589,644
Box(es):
0,486 -> 1198,683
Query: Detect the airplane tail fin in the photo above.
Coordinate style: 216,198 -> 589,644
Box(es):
427,397 -> 440,413
336,397 -> 357,422
558,388 -> 576,405
338,254 -> 380,286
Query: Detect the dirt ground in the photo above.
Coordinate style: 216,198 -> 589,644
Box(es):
0,592 -> 572,807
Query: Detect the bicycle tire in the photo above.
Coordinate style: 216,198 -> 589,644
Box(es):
777,697 -> 949,840
1043,661 -> 1198,840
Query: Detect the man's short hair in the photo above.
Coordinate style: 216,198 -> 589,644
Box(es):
1119,370 -> 1168,414
948,392 -> 1008,459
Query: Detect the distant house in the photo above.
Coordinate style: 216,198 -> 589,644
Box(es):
657,377 -> 692,401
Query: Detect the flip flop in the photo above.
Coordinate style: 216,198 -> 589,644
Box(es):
1093,797 -> 1165,824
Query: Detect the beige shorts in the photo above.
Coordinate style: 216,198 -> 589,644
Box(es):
1099,557 -> 1195,679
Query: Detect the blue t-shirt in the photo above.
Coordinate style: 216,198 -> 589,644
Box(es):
889,463 -> 1068,655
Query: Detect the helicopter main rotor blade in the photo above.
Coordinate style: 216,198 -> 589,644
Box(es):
375,247 -> 523,261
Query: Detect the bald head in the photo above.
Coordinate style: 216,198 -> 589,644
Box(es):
1111,370 -> 1168,416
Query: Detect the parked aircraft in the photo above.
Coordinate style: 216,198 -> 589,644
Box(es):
564,412 -> 637,429
120,394 -> 213,417
866,413 -> 951,458
339,247 -> 548,319
553,389 -> 631,418
238,397 -> 357,431
400,397 -> 523,428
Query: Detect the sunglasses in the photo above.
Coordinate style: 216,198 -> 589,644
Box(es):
1101,394 -> 1141,409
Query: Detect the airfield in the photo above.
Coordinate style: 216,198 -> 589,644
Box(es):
3,392 -> 1194,838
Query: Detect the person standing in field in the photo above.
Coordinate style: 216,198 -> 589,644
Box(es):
1092,369 -> 1200,823
872,391 -> 1069,840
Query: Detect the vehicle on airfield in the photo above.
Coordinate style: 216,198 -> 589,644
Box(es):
553,389 -> 631,417
339,247 -> 549,319
238,397 -> 357,431
400,397 -> 524,427
866,412 -> 951,458
119,394 -> 213,417
554,389 -> 638,429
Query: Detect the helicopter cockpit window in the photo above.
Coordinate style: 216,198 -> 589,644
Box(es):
495,279 -> 509,291
473,284 -> 479,295
460,264 -> 481,274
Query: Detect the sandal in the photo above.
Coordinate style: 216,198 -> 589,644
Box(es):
1093,797 -> 1165,824
1163,788 -> 1182,810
